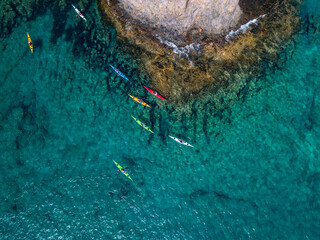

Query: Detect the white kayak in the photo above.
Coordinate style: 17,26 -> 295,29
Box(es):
72,4 -> 87,21
169,135 -> 194,147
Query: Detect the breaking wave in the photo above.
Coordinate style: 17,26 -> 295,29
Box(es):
156,36 -> 201,59
225,14 -> 266,42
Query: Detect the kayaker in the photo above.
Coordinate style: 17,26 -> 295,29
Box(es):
154,91 -> 158,96
28,41 -> 32,47
118,167 -> 128,173
139,99 -> 143,104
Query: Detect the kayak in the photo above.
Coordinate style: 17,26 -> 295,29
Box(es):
110,65 -> 130,81
131,116 -> 154,133
27,32 -> 33,53
169,135 -> 194,147
143,86 -> 166,101
113,160 -> 133,181
72,4 -> 87,21
129,94 -> 151,108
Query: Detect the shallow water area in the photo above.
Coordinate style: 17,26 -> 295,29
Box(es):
1,0 -> 320,239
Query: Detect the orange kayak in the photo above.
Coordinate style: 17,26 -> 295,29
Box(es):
128,94 -> 151,108
27,32 -> 33,53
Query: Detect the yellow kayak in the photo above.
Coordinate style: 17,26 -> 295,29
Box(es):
27,32 -> 33,53
128,94 -> 151,108
113,160 -> 133,181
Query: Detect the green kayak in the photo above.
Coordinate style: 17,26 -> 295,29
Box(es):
131,116 -> 154,133
113,160 -> 133,181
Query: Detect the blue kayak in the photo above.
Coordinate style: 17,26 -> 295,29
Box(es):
109,65 -> 130,81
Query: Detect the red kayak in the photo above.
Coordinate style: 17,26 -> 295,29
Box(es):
143,86 -> 167,101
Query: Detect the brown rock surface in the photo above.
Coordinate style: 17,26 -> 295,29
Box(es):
100,0 -> 301,104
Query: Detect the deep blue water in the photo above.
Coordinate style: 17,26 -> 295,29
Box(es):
1,1 -> 320,239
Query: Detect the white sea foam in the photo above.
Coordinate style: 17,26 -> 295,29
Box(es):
156,36 -> 200,59
225,14 -> 266,42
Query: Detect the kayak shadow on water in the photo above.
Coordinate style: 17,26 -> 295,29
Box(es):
117,187 -> 129,200
65,26 -> 76,42
108,188 -> 130,200
158,114 -> 170,142
33,39 -> 43,50
122,155 -> 136,166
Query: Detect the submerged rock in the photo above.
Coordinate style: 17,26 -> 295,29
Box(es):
99,0 -> 301,104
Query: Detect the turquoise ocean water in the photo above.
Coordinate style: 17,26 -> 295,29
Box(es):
1,1 -> 320,239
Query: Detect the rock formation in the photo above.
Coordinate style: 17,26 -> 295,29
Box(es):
116,0 -> 242,44
99,0 -> 301,103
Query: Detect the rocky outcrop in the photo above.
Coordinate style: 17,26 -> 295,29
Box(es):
99,0 -> 301,103
116,0 -> 242,44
